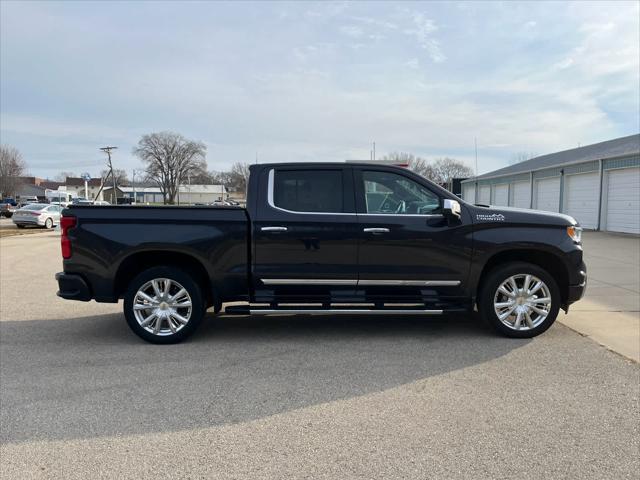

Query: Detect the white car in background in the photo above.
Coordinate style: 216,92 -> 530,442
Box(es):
12,204 -> 62,229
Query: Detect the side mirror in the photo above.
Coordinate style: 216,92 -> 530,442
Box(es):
443,199 -> 461,219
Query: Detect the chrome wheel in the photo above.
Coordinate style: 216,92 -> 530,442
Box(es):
493,274 -> 551,331
133,278 -> 193,336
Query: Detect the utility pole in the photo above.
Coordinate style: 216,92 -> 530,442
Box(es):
373,141 -> 376,161
100,146 -> 118,203
132,169 -> 142,204
93,146 -> 118,204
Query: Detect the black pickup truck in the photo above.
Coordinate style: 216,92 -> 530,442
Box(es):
56,162 -> 586,343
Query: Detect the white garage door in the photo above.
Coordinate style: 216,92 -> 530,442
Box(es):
478,185 -> 491,204
511,181 -> 530,208
492,184 -> 509,206
564,172 -> 600,229
535,177 -> 560,212
462,184 -> 475,203
604,167 -> 640,234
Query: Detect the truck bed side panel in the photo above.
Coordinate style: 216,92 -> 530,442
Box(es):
62,206 -> 249,302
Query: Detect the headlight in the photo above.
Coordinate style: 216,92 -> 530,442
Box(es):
567,226 -> 582,243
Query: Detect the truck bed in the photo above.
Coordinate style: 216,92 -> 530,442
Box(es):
62,205 -> 250,303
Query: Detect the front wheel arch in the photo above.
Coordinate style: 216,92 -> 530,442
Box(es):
478,261 -> 561,338
475,249 -> 569,308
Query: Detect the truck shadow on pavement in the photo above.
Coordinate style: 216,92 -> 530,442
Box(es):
0,312 -> 530,444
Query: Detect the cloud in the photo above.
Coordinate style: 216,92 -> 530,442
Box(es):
404,58 -> 420,70
402,11 -> 446,63
0,1 -> 637,177
0,113 -> 128,140
339,25 -> 364,38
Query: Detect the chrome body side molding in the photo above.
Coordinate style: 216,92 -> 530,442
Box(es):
260,279 -> 461,287
261,279 -> 358,286
358,280 -> 461,286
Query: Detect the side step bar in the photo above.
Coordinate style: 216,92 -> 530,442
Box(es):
225,305 -> 443,316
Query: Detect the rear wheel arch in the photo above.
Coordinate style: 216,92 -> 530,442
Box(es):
476,249 -> 569,306
113,250 -> 218,309
123,265 -> 206,343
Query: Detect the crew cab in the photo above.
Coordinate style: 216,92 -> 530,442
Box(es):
56,163 -> 586,343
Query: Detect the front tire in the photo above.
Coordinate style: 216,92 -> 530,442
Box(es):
479,262 -> 561,338
44,218 -> 53,229
123,266 -> 206,344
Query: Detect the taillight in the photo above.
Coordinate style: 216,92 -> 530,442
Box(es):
60,215 -> 77,259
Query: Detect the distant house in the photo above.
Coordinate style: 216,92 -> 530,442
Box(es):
63,177 -> 103,200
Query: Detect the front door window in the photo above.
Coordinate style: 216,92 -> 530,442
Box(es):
362,171 -> 440,215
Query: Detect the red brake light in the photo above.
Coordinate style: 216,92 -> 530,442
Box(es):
60,216 -> 77,259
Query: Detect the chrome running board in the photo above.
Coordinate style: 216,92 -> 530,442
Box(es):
224,305 -> 443,316
250,309 -> 442,316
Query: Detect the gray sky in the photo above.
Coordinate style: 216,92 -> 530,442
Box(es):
1,1 -> 638,179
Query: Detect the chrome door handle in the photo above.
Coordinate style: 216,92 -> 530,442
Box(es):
363,227 -> 390,234
261,226 -> 288,232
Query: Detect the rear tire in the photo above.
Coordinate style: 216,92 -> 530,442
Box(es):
479,262 -> 560,338
123,266 -> 206,344
45,218 -> 53,229
16,224 -> 25,229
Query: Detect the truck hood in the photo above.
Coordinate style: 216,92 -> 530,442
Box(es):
468,204 -> 578,227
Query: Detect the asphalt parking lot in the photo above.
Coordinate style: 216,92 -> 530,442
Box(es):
1,231 -> 638,479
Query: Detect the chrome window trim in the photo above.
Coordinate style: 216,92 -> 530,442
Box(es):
261,279 -> 461,287
358,213 -> 444,218
267,169 -> 355,216
267,168 -> 446,218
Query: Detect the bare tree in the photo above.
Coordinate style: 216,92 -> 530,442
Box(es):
431,157 -> 474,183
100,168 -> 128,186
0,145 -> 27,197
509,151 -> 537,165
382,152 -> 437,180
225,162 -> 251,193
189,170 -> 216,185
133,132 -> 207,204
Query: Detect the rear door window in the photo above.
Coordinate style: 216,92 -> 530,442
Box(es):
273,170 -> 344,213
